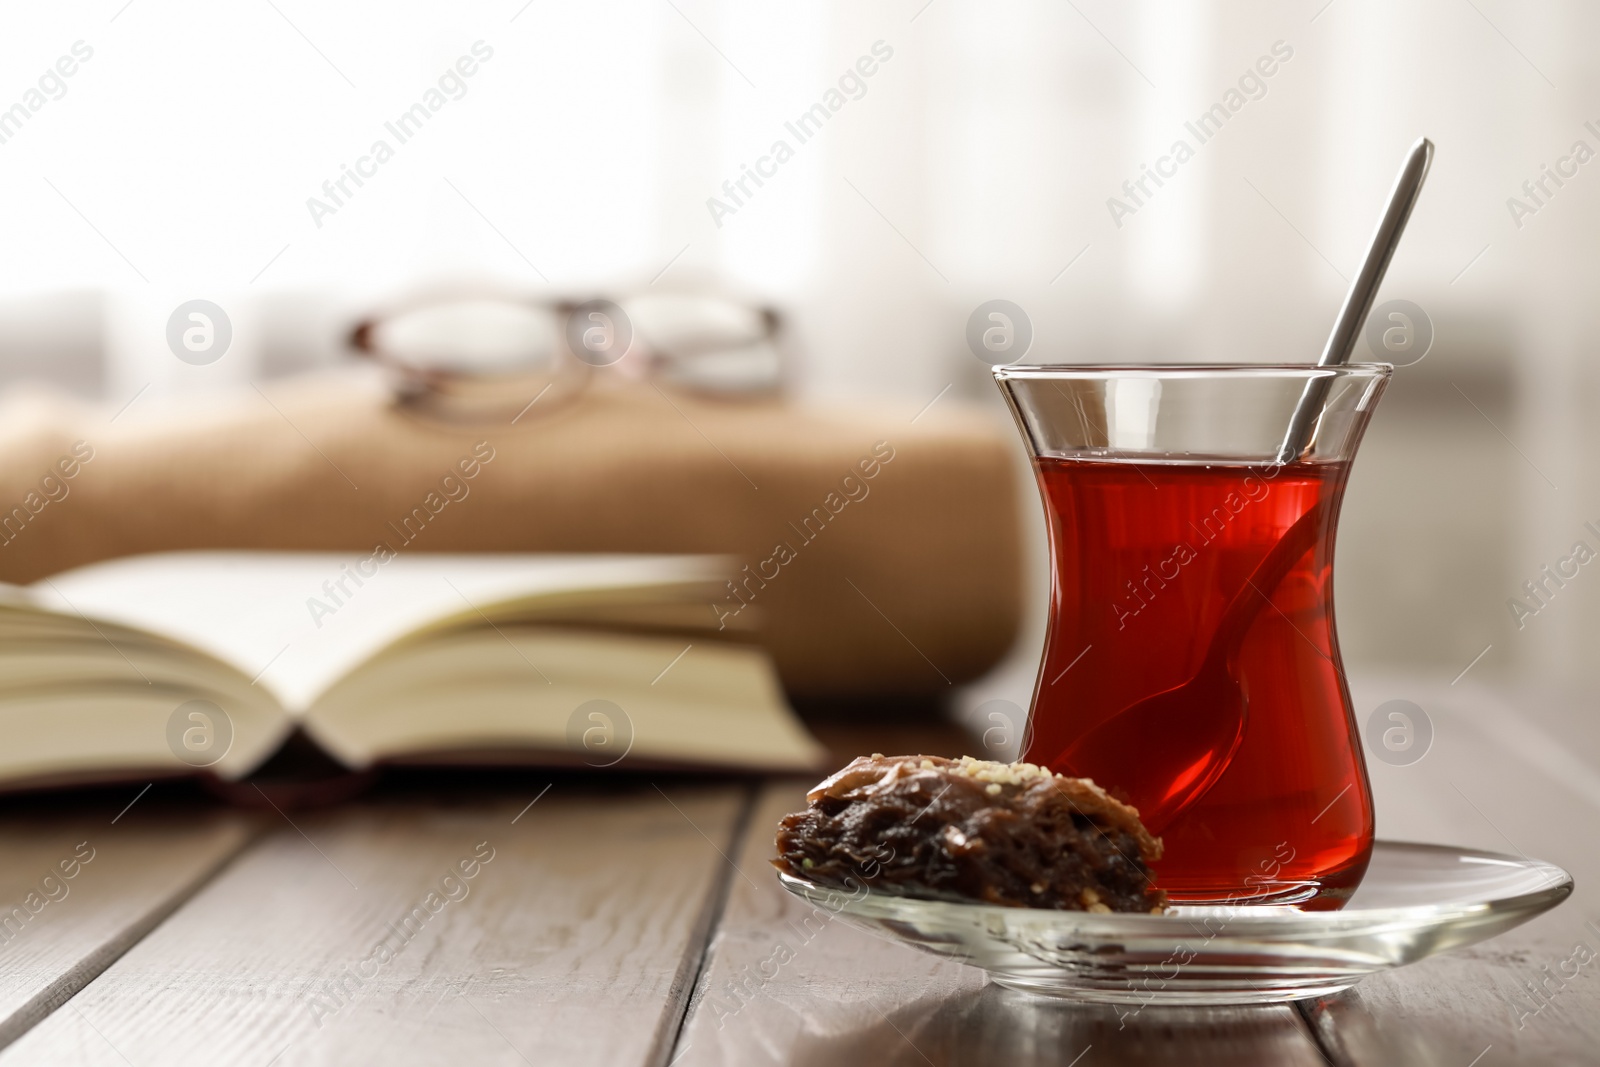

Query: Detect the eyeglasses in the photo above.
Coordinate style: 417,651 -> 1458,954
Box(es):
349,287 -> 785,423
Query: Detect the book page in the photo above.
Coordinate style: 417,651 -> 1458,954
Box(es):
303,628 -> 827,772
36,552 -> 727,712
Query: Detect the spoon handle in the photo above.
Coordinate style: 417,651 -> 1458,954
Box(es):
1277,137 -> 1433,463
1320,137 -> 1434,369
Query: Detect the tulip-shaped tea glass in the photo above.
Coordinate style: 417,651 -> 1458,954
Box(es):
995,364 -> 1390,907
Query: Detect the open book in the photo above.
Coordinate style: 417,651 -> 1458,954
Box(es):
0,552 -> 826,789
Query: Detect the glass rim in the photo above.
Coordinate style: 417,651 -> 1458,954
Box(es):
992,362 -> 1393,379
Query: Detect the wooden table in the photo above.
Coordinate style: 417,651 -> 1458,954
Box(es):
0,676 -> 1593,1066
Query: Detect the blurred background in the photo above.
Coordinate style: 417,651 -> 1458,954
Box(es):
1,0 -> 1596,717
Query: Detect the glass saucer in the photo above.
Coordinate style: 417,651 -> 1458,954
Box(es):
776,841 -> 1571,1005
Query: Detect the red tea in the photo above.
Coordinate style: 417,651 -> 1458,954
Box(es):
1024,456 -> 1373,904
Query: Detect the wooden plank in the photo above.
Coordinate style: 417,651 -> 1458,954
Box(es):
670,781 -> 1328,1067
0,792 -> 255,1052
1301,677 -> 1600,1066
0,784 -> 746,1067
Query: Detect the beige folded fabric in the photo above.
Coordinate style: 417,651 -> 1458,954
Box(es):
0,375 -> 1023,697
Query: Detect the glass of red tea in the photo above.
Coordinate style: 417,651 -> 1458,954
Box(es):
995,364 -> 1391,907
